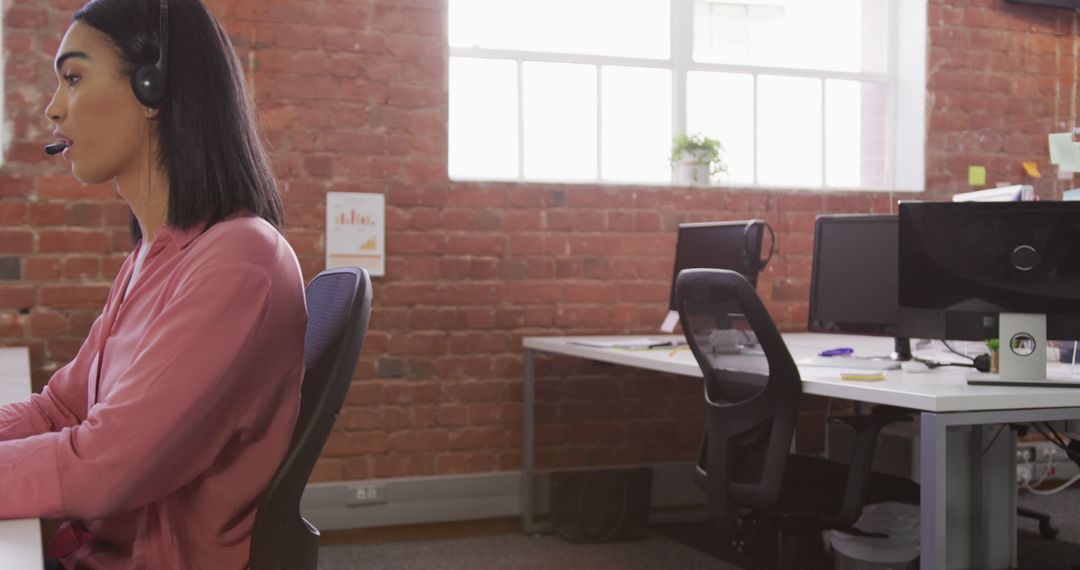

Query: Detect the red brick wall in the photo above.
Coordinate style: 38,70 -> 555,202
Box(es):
1,0 -> 1077,482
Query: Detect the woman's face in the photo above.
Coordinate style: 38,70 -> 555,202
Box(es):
45,21 -> 154,185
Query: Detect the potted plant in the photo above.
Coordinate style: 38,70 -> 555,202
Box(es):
986,339 -> 999,373
671,133 -> 726,185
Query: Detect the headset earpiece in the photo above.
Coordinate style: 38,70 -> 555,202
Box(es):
132,0 -> 169,108
133,64 -> 166,107
742,220 -> 776,273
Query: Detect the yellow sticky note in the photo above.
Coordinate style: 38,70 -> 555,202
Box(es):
968,166 -> 986,186
841,372 -> 885,382
1022,161 -> 1041,178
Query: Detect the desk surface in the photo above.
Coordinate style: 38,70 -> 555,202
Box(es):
523,333 -> 1080,413
0,347 -> 44,568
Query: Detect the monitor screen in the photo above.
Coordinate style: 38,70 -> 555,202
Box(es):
668,220 -> 764,312
808,215 -> 898,337
898,201 -> 1080,341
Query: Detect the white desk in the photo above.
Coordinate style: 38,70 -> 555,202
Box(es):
0,348 -> 44,568
521,333 -> 1080,570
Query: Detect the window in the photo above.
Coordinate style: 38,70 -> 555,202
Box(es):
448,0 -> 926,191
0,8 -> 5,168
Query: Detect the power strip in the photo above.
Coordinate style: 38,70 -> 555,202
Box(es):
1017,442 -> 1080,484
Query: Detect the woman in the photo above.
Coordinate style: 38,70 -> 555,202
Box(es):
0,0 -> 307,568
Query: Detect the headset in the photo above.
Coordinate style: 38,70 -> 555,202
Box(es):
742,220 -> 776,273
132,0 -> 170,108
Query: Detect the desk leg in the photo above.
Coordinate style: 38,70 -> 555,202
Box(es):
522,349 -> 537,533
920,412 -> 947,570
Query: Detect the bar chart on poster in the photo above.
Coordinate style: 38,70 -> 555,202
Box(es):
326,192 -> 385,276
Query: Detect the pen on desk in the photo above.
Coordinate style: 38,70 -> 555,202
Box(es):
647,341 -> 675,349
819,347 -> 854,357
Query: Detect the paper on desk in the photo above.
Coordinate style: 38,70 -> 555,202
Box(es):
660,310 -> 679,333
1048,133 -> 1080,172
569,338 -> 683,350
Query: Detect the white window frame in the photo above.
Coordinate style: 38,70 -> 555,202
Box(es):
0,7 -> 6,168
448,0 -> 926,192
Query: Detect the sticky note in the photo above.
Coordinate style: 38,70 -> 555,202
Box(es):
1022,161 -> 1041,178
1049,133 -> 1080,171
968,166 -> 986,187
841,372 -> 885,382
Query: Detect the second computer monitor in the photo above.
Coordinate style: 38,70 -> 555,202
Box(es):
898,201 -> 1080,341
668,220 -> 765,312
808,214 -> 899,337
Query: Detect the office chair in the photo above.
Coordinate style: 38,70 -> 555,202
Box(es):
250,267 -> 373,570
675,269 -> 918,569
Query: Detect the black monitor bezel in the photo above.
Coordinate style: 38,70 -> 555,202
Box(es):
667,220 -> 765,312
807,213 -> 899,337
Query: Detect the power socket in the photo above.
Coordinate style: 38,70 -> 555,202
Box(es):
346,483 -> 387,506
1017,464 -> 1033,486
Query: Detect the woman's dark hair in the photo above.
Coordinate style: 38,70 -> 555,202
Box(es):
73,0 -> 284,242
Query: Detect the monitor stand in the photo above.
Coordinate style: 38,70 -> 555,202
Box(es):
892,337 -> 912,362
967,313 -> 1080,387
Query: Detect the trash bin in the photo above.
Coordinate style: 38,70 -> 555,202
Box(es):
829,502 -> 919,570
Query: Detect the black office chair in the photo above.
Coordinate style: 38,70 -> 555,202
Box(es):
250,267 -> 373,570
675,269 -> 918,569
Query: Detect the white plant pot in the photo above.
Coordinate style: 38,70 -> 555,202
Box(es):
673,159 -> 710,185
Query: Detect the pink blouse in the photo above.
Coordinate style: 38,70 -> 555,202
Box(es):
0,214 -> 307,569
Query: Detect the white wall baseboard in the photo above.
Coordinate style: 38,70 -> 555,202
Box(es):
300,462 -> 706,531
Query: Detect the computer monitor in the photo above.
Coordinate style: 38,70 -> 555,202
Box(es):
898,201 -> 1080,385
807,214 -> 910,360
667,220 -> 766,313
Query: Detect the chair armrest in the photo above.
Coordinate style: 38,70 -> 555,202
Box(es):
827,414 -> 913,526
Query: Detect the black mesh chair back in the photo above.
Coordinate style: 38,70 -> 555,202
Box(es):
250,267 -> 373,570
676,269 -> 801,526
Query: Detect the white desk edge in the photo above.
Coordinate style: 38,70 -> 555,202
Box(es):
523,333 -> 1080,413
0,347 -> 45,568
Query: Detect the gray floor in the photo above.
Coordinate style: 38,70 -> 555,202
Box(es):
318,532 -> 738,570
316,489 -> 1080,570
1019,487 -> 1080,538
1016,488 -> 1080,569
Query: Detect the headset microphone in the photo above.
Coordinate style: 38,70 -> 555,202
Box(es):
45,142 -> 69,156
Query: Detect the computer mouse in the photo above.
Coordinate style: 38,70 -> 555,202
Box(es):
901,361 -> 930,373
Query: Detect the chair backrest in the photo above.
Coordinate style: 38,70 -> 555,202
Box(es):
250,267 -> 373,570
675,268 -> 800,526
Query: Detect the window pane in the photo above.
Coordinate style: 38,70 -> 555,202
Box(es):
687,72 -> 754,184
693,0 -> 889,73
757,75 -> 822,187
448,57 -> 519,180
601,67 -> 671,183
449,0 -> 670,59
825,80 -> 888,189
522,62 -> 597,181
